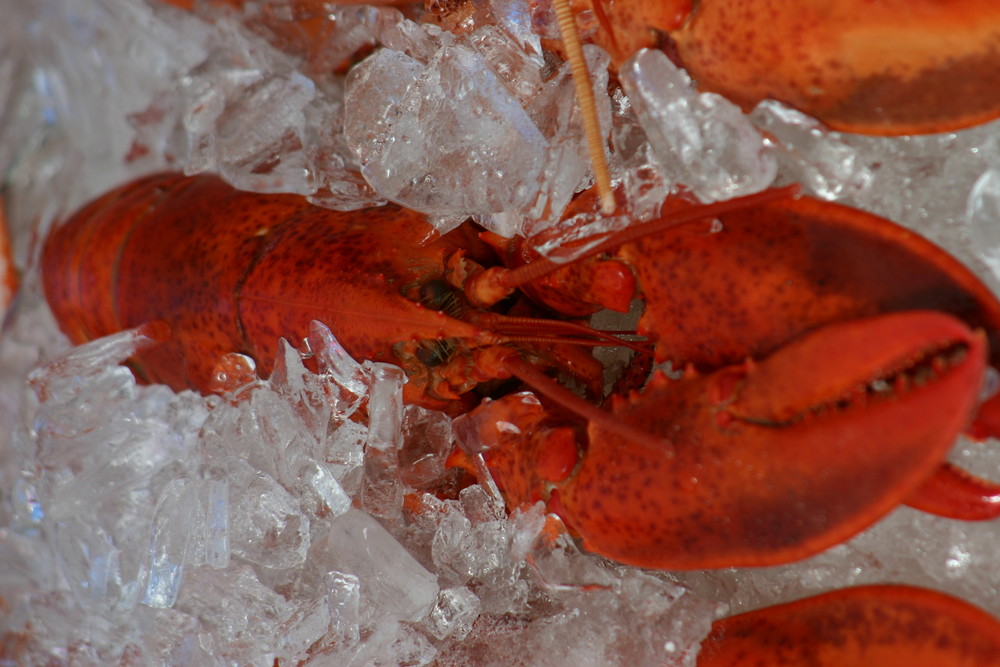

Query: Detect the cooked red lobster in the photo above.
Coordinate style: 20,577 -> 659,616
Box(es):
40,171 -> 1000,662
43,171 -> 1000,566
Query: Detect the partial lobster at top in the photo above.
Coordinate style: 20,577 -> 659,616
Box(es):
42,171 -> 1000,571
157,0 -> 1000,136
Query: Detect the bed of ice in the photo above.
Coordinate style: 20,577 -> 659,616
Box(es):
2,0 -> 1000,664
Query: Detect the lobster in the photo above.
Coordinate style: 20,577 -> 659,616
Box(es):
43,171 -> 1000,569
583,0 -> 1000,136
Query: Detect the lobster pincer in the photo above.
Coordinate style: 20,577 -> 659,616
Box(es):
454,310 -> 988,569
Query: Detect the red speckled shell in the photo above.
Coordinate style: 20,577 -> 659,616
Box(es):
699,585 -> 1000,666
42,173 -> 484,392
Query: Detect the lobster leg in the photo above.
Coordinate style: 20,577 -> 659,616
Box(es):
905,462 -> 1000,521
698,585 -> 1000,667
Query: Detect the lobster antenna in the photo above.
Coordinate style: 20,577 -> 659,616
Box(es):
552,0 -> 615,215
502,353 -> 668,454
496,184 -> 801,290
484,313 -> 649,353
477,313 -> 648,352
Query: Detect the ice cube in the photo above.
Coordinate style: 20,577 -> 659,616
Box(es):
310,508 -> 439,623
619,48 -> 777,202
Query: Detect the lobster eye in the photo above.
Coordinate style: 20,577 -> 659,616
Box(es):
420,279 -> 460,316
416,340 -> 454,367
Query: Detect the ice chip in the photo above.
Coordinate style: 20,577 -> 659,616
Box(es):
327,418 -> 368,488
362,362 -> 406,517
143,478 -> 198,609
361,8 -> 451,61
399,405 -> 454,488
302,461 -> 352,519
279,595 -> 332,660
214,71 -> 316,190
460,483 -> 505,524
27,324 -> 161,406
609,88 -> 673,221
308,320 -> 368,414
486,0 -> 540,53
425,586 -> 481,640
313,508 -> 439,622
508,501 -> 547,563
226,459 -> 310,569
326,570 -> 362,647
620,48 -> 777,202
345,25 -> 548,217
751,101 -> 873,200
366,361 -> 405,452
178,565 -> 292,660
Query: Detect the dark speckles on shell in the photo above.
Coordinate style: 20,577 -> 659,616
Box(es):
699,586 -> 1000,666
670,0 -> 1000,135
622,198 -> 1000,371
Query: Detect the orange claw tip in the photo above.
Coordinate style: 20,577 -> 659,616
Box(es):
905,462 -> 1000,521
698,585 -> 1000,667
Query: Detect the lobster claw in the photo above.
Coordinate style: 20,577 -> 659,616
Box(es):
465,310 -> 988,570
698,585 -> 1000,666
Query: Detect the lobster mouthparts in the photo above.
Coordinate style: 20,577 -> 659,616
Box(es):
560,311 -> 987,569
